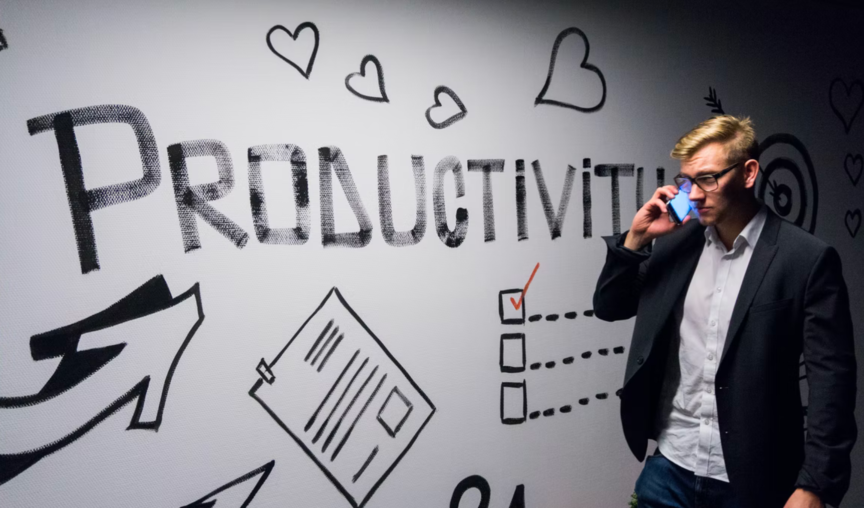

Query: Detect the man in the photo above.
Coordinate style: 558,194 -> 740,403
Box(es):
593,116 -> 857,508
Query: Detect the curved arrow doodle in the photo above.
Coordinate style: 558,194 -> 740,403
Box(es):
345,55 -> 389,103
534,27 -> 606,113
266,22 -> 320,79
181,460 -> 275,508
829,78 -> 863,134
0,275 -> 204,486
425,86 -> 467,129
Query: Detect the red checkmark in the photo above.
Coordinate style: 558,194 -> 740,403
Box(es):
510,262 -> 540,310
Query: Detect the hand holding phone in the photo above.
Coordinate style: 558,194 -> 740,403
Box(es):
624,185 -> 691,251
667,186 -> 693,224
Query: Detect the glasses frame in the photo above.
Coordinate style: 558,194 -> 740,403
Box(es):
674,161 -> 742,192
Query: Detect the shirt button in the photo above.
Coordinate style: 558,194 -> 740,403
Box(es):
707,387 -> 713,394
710,320 -> 717,326
716,288 -> 721,293
704,418 -> 711,425
707,353 -> 714,361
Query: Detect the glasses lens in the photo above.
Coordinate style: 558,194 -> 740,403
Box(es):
674,177 -> 692,192
696,176 -> 717,191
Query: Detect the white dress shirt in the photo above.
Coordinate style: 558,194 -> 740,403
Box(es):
655,204 -> 768,481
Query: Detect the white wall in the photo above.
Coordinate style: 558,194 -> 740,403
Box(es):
0,0 -> 862,506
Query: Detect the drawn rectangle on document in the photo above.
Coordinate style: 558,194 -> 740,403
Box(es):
250,287 -> 435,508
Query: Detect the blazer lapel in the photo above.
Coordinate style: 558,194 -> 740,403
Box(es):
720,209 -> 782,365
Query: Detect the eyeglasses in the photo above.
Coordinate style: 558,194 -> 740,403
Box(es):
674,161 -> 742,192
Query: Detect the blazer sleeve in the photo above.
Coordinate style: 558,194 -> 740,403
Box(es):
795,246 -> 858,507
592,231 -> 652,322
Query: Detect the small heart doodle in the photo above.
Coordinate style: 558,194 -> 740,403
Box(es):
535,26 -> 607,113
345,55 -> 389,103
845,209 -> 860,238
266,22 -> 320,79
829,78 -> 863,134
425,86 -> 467,129
844,153 -> 862,186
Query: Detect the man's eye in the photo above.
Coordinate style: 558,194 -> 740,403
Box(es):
696,176 -> 713,184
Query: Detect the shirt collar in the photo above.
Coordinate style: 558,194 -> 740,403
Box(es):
704,204 -> 768,251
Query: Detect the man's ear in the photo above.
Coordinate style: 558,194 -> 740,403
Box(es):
743,159 -> 760,189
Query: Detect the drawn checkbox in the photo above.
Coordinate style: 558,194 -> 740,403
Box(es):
498,288 -> 525,325
500,381 -> 527,425
500,333 -> 526,373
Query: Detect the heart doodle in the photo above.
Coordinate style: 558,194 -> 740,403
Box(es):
345,54 -> 389,103
535,27 -> 607,113
829,78 -> 863,134
844,153 -> 862,186
845,209 -> 860,238
425,86 -> 467,129
266,22 -> 320,79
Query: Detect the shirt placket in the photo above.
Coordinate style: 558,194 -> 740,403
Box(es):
695,243 -> 732,476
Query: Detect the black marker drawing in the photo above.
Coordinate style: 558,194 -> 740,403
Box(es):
594,164 -> 635,235
0,275 -> 203,486
528,314 -> 542,322
500,381 -> 527,424
582,171 -> 592,238
704,87 -> 725,115
319,146 -> 373,248
181,460 -> 275,508
844,153 -> 862,186
450,475 -> 490,508
656,167 -> 665,188
516,160 -> 528,241
535,27 -> 606,112
845,209 -> 860,237
544,314 -> 558,322
27,105 -> 161,274
829,78 -> 863,134
532,161 -> 576,239
756,134 -> 819,233
266,22 -> 320,79
0,29 -> 8,52
168,139 -> 249,252
345,55 -> 389,103
378,155 -> 426,246
500,333 -> 526,373
425,86 -> 467,129
564,311 -> 577,319
636,167 -> 644,209
498,289 -> 525,325
583,310 -> 594,317
249,287 -> 434,508
248,144 -> 310,245
468,159 -> 505,242
433,156 -> 469,247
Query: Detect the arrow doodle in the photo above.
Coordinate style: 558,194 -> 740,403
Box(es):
181,460 -> 275,508
0,275 -> 204,486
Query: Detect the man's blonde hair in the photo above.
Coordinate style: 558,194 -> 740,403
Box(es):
671,115 -> 759,164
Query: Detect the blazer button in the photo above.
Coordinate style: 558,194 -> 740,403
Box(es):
636,356 -> 644,365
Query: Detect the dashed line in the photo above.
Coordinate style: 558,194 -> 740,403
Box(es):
529,390 -> 621,419
528,347 -> 626,370
527,310 -> 592,322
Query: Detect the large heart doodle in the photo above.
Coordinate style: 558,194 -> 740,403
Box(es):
266,22 -> 320,79
425,86 -> 467,129
844,153 -> 862,186
845,209 -> 860,238
829,78 -> 863,134
535,27 -> 606,113
345,54 -> 389,103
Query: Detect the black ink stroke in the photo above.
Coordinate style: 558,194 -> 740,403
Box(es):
248,144 -> 311,245
500,333 -> 526,373
656,167 -> 666,188
582,171 -> 592,238
595,164 -> 636,235
829,78 -> 863,134
168,140 -> 249,252
319,146 -> 373,248
756,134 -> 819,234
27,105 -> 161,274
704,87 -> 725,114
450,475 -> 491,508
425,86 -> 467,129
0,29 -> 8,52
845,209 -> 860,237
516,160 -> 528,241
0,275 -> 204,486
181,460 -> 275,508
433,156 -> 469,247
532,161 -> 577,239
844,153 -> 862,186
500,381 -> 527,425
345,55 -> 389,103
378,155 -> 426,246
468,159 -> 505,242
535,27 -> 606,112
266,22 -> 320,79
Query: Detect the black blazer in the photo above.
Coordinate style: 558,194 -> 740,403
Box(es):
593,207 -> 857,507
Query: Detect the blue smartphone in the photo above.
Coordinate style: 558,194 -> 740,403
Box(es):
667,187 -> 692,224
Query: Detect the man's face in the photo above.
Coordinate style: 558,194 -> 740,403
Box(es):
679,142 -> 754,227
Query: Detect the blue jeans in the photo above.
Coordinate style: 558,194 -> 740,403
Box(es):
635,452 -> 740,508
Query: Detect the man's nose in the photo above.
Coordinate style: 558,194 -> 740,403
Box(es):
689,185 -> 705,201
